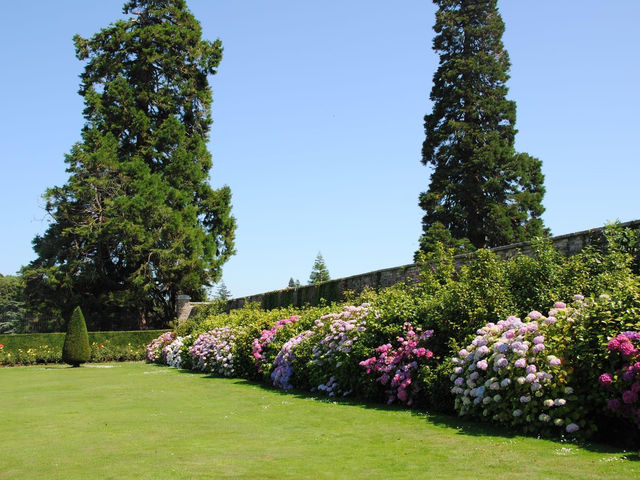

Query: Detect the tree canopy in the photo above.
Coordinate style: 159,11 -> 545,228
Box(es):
418,0 -> 547,255
23,0 -> 235,330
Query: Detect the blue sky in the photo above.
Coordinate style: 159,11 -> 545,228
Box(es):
1,1 -> 638,299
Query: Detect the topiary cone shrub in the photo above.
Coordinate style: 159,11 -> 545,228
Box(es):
62,306 -> 91,367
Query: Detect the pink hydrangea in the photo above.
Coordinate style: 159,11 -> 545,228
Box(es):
619,342 -> 637,357
362,322 -> 433,406
608,338 -> 620,351
599,373 -> 613,386
532,344 -> 545,354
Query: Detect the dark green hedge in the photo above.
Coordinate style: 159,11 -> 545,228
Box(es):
0,330 -> 165,365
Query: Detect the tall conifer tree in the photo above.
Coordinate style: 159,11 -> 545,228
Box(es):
418,0 -> 547,254
23,0 -> 235,330
308,253 -> 330,285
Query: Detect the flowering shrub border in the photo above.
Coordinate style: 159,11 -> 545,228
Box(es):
144,291 -> 640,442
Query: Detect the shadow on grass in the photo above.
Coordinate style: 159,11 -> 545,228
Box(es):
171,367 -> 640,459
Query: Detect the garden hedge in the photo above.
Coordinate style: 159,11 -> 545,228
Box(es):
0,329 -> 165,365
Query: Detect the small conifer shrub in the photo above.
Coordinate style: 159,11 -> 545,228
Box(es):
62,307 -> 91,367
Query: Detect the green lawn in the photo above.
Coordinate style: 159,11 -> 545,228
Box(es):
0,362 -> 637,479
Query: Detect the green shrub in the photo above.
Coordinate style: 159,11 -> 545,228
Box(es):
62,307 -> 91,367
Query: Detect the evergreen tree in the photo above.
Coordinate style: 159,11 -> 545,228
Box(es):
62,306 -> 91,367
23,0 -> 235,330
0,274 -> 28,333
418,0 -> 547,255
308,253 -> 330,285
287,277 -> 301,289
214,281 -> 231,300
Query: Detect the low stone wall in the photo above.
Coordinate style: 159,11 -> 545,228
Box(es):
177,220 -> 639,319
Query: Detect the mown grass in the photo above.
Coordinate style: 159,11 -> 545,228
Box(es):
0,362 -> 638,479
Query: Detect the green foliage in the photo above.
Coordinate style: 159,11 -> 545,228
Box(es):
62,307 -> 91,366
315,279 -> 341,304
416,358 -> 457,414
308,252 -> 330,285
23,0 -> 235,331
418,0 -> 547,253
503,239 -> 564,313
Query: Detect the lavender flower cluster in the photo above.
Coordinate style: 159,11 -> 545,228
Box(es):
310,304 -> 371,396
271,330 -> 315,390
451,302 -> 581,434
189,326 -> 238,377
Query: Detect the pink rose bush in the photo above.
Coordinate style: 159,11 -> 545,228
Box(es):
146,332 -> 176,363
189,326 -> 239,377
451,302 -> 585,436
600,331 -> 640,428
360,322 -> 433,406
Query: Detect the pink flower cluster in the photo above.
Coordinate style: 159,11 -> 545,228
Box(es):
189,326 -> 238,377
146,332 -> 176,363
600,331 -> 640,426
252,315 -> 300,372
360,322 -> 433,406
